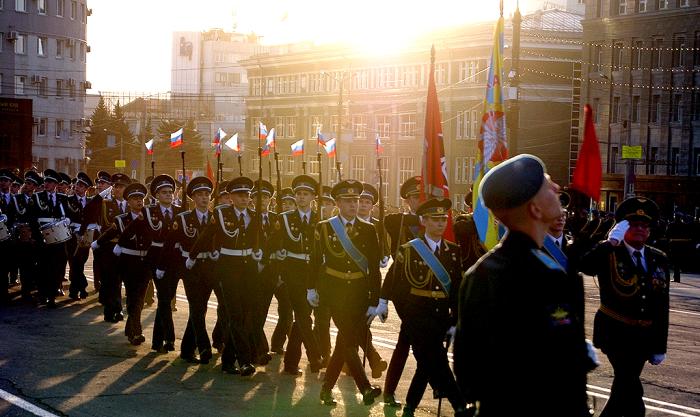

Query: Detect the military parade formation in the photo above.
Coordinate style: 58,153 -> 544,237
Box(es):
0,156 -> 693,417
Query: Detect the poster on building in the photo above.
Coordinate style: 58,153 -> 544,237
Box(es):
176,170 -> 193,184
622,145 -> 643,160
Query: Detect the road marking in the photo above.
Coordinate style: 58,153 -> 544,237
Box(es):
0,388 -> 60,417
587,391 -> 700,417
587,385 -> 700,414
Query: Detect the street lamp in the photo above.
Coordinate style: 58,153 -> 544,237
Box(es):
321,69 -> 354,182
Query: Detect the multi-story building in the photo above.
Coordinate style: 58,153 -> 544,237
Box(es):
241,6 -> 585,210
581,0 -> 700,214
0,0 -> 90,173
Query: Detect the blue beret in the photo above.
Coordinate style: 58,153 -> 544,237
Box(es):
480,154 -> 545,210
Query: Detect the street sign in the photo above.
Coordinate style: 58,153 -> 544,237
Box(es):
114,160 -> 126,168
622,145 -> 643,159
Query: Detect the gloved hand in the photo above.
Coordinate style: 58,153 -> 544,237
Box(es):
251,249 -> 263,262
209,250 -> 220,261
379,256 -> 389,268
91,241 -> 100,250
257,262 -> 264,273
155,269 -> 165,280
586,339 -> 600,368
185,258 -> 196,270
112,244 -> 122,256
276,276 -> 284,288
375,298 -> 389,322
366,306 -> 378,326
275,249 -> 287,261
445,326 -> 456,347
649,353 -> 666,365
306,288 -> 319,307
607,220 -> 629,245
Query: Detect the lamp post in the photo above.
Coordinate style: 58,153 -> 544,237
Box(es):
321,69 -> 353,182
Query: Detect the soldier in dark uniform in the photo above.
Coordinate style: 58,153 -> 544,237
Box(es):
1,169 -> 15,301
142,174 -> 184,353
9,171 -> 41,300
160,177 -> 216,363
455,154 -> 590,417
87,170 -> 112,293
57,172 -> 71,195
277,175 -> 324,376
380,176 -> 425,407
318,185 -> 336,220
188,177 -> 258,376
210,180 -> 230,352
64,172 -> 93,299
377,197 -> 469,417
269,186 -> 295,355
580,197 -> 670,417
452,192 -> 486,271
309,179 -> 382,406
312,184 -> 336,365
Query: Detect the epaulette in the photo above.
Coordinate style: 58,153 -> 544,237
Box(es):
356,217 -> 372,225
214,203 -> 230,210
646,245 -> 668,259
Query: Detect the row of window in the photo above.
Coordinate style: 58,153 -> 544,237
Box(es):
33,117 -> 83,140
4,32 -> 88,62
8,74 -> 87,98
608,146 -> 700,176
3,0 -> 89,23
249,114 -> 422,140
611,0 -> 692,16
593,92 -> 700,125
249,60 -> 486,96
590,32 -> 700,71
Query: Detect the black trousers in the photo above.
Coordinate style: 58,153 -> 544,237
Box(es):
283,260 -> 321,370
66,236 -> 89,295
121,253 -> 150,338
250,261 -> 278,360
384,327 -> 411,395
600,350 -> 647,417
38,242 -> 68,301
98,245 -> 123,317
218,255 -> 255,367
270,280 -> 293,352
181,259 -> 216,356
152,264 -> 181,347
321,276 -> 371,393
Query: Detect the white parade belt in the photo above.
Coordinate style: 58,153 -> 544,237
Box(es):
286,251 -> 310,261
220,247 -> 252,257
121,248 -> 148,257
180,248 -> 209,259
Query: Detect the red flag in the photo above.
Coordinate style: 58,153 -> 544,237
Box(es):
421,45 -> 454,241
571,104 -> 602,201
206,158 -> 215,184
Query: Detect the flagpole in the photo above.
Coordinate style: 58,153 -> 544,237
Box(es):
216,152 -> 221,185
150,160 -> 154,179
302,141 -> 307,174
180,150 -> 188,210
237,152 -> 243,176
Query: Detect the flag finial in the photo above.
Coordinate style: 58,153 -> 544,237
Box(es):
430,44 -> 435,65
500,0 -> 504,16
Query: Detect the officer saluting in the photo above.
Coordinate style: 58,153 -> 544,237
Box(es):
309,179 -> 382,406
580,197 -> 670,417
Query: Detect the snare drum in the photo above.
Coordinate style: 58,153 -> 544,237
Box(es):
40,220 -> 71,245
0,214 -> 9,242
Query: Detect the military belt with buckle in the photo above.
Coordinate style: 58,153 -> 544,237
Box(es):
325,267 -> 363,280
410,288 -> 447,299
599,304 -> 652,327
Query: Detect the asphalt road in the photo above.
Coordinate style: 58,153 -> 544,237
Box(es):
0,259 -> 698,417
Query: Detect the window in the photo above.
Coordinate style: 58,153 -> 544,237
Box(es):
56,39 -> 63,58
308,117 -> 323,139
70,0 -> 76,19
593,98 -> 601,123
14,75 -> 25,95
673,36 -> 686,67
39,77 -> 48,96
375,115 -> 391,139
632,41 -> 643,69
15,0 -> 26,12
55,119 -> 64,138
378,157 -> 389,202
618,0 -> 627,14
330,115 -> 340,135
352,115 -> 367,139
672,94 -> 683,122
613,42 -> 624,70
276,116 -> 286,138
308,73 -> 322,93
680,0 -> 689,6
459,60 -> 478,83
455,157 -> 468,184
653,39 -> 663,69
0,0 -> 3,10
639,0 -> 647,11
694,92 -> 700,121
670,147 -> 680,175
610,146 -> 619,174
434,63 -> 446,85
70,120 -> 79,137
399,114 -> 416,138
351,155 -> 365,182
285,155 -> 294,174
632,96 -> 641,122
399,65 -> 419,87
266,78 -> 274,94
37,37 -> 47,56
612,96 -> 620,123
37,0 -> 46,13
68,40 -> 75,60
658,0 -> 668,8
651,95 -> 661,123
286,116 -> 296,138
308,160 -> 319,175
596,0 -> 602,17
650,147 -> 658,174
14,34 -> 26,54
694,148 -> 700,176
595,45 -> 603,72
56,79 -> 64,97
38,118 -> 47,136
399,157 -> 415,190
68,79 -> 76,98
56,0 -> 63,16
250,157 -> 260,173
695,32 -> 700,67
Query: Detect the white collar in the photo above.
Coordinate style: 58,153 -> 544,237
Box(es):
160,204 -> 173,214
298,208 -> 311,219
424,235 -> 442,252
234,207 -> 248,217
130,211 -> 140,220
195,208 -> 208,221
339,215 -> 355,226
547,233 -> 563,245
358,215 -> 371,223
623,241 -> 645,259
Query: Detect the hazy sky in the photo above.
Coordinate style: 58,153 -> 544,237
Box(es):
87,0 -> 546,93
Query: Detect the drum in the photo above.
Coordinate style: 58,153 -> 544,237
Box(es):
40,220 -> 71,245
0,214 -> 9,242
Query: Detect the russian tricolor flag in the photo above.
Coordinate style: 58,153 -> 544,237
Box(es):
145,138 -> 154,155
224,132 -> 240,152
375,133 -> 384,154
291,139 -> 304,156
323,138 -> 336,157
170,128 -> 183,148
317,132 -> 327,145
213,128 -> 227,155
261,128 -> 275,156
259,122 -> 268,140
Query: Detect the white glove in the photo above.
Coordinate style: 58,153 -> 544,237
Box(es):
375,298 -> 389,322
251,249 -> 263,262
607,220 -> 629,245
257,262 -> 264,273
306,289 -> 319,308
649,353 -> 666,365
586,339 -> 600,367
112,244 -> 122,256
91,241 -> 99,250
379,256 -> 389,268
275,249 -> 287,260
276,276 -> 284,288
209,250 -> 220,261
155,269 -> 165,280
366,306 -> 378,326
445,326 -> 456,348
185,257 -> 196,270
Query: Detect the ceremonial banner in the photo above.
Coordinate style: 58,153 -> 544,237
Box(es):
571,104 -> 602,201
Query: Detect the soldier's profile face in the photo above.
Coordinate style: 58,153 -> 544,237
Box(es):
532,175 -> 561,224
231,191 -> 250,209
358,197 -> 373,217
421,216 -> 448,238
218,193 -> 232,205
113,184 -> 126,200
156,187 -> 174,205
338,197 -> 359,219
192,190 -> 211,210
295,189 -> 314,209
23,181 -> 36,193
624,220 -> 650,246
282,200 -> 296,212
260,194 -> 271,211
74,183 -> 87,196
128,196 -> 143,211
44,180 -> 57,192
405,195 -> 421,212
0,178 -> 10,190
96,181 -> 110,192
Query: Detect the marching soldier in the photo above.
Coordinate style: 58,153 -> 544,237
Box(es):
455,154 -> 590,417
65,172 -> 93,299
277,175 -> 324,376
210,179 -> 230,352
86,170 -> 112,293
312,184 -> 335,367
309,180 -> 382,406
580,197 -> 670,417
376,197 -> 469,417
269,187 -> 295,355
9,171 -> 41,300
57,173 -> 71,195
1,169 -> 15,302
158,177 -> 216,363
143,175 -> 184,353
318,185 -> 336,220
187,177 -> 258,376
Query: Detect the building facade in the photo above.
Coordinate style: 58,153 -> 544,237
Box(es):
581,0 -> 700,214
0,0 -> 90,172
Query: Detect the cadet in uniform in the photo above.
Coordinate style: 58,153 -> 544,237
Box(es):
1,169 -> 15,302
309,180 -> 382,406
10,171 -> 41,300
312,184 -> 335,366
269,187 -> 295,355
455,154 -> 590,417
580,197 -> 670,417
210,179 -> 230,352
277,175 -> 324,376
378,197 -> 469,417
65,172 -> 93,299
